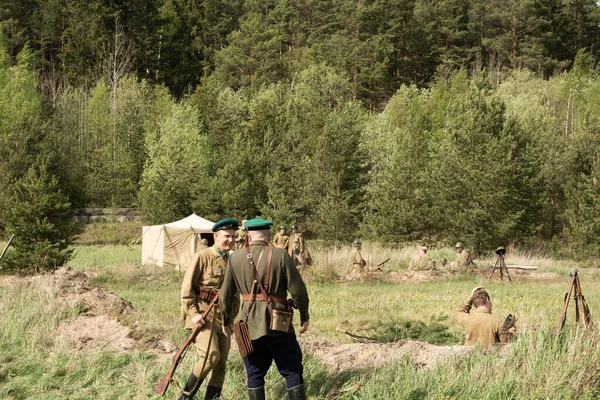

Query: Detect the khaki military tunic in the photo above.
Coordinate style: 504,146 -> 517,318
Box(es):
408,253 -> 434,270
273,232 -> 289,249
456,295 -> 512,346
220,240 -> 310,341
235,228 -> 248,250
180,246 -> 239,387
453,250 -> 475,270
350,248 -> 366,273
287,231 -> 311,269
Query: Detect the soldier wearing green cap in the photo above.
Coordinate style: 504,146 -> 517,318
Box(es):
350,239 -> 366,273
220,218 -> 310,400
287,225 -> 311,274
179,218 -> 241,400
451,242 -> 476,271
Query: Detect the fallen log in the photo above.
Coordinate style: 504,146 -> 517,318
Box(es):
506,265 -> 537,270
487,264 -> 537,270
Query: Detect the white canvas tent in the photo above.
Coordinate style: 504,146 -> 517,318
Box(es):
142,214 -> 214,270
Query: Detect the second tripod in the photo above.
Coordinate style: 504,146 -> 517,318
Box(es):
489,246 -> 511,282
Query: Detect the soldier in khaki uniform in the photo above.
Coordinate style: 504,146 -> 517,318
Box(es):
451,242 -> 476,271
180,218 -> 240,400
220,218 -> 310,400
198,238 -> 209,251
350,239 -> 366,273
287,225 -> 311,274
456,286 -> 515,346
408,246 -> 435,271
272,225 -> 289,249
235,220 -> 248,250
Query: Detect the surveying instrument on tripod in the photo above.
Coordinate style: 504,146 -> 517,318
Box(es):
556,269 -> 592,335
489,246 -> 511,281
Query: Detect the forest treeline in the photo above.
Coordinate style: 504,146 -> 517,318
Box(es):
1,0 -> 600,271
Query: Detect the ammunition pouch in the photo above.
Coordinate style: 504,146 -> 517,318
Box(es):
233,320 -> 254,358
199,287 -> 219,303
270,307 -> 293,332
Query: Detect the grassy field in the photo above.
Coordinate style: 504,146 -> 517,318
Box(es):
1,225 -> 600,399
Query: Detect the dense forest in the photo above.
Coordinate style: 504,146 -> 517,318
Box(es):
1,0 -> 600,270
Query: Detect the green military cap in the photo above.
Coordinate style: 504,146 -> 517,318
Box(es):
244,218 -> 274,231
455,242 -> 464,248
280,225 -> 286,230
212,218 -> 240,232
353,239 -> 362,246
292,224 -> 299,230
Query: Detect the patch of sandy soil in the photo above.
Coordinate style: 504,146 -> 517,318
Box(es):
299,338 -> 475,373
17,267 -> 177,355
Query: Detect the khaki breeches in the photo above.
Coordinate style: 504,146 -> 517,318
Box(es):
191,317 -> 231,388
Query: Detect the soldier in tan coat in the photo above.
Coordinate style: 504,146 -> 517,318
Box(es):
456,286 -> 514,346
350,239 -> 366,273
273,225 -> 289,249
180,218 -> 240,400
235,219 -> 248,250
408,246 -> 435,271
198,238 -> 209,251
451,242 -> 476,271
220,218 -> 310,400
287,225 -> 311,274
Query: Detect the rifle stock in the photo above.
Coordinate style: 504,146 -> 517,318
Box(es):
154,293 -> 220,396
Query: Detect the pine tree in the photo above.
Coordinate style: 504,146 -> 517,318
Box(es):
1,162 -> 75,274
425,76 -> 541,251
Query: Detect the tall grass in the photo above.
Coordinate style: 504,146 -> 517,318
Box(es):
2,240 -> 599,398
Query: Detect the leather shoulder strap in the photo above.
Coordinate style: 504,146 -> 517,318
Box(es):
264,246 -> 273,292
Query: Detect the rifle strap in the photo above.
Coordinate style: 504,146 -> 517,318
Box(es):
243,248 -> 266,321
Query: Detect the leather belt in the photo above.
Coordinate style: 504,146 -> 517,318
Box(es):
242,293 -> 287,305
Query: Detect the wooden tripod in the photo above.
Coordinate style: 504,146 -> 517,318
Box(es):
556,270 -> 592,335
489,253 -> 511,281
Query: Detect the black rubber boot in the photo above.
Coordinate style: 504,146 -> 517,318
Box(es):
287,384 -> 307,400
247,386 -> 266,400
178,373 -> 203,400
204,385 -> 222,400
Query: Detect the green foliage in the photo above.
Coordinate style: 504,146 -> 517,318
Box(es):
424,76 -> 541,251
362,316 -> 460,345
1,162 -> 75,273
138,101 -> 213,224
361,85 -> 433,241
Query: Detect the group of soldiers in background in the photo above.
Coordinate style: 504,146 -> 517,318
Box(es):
235,223 -> 312,275
350,240 -> 477,274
